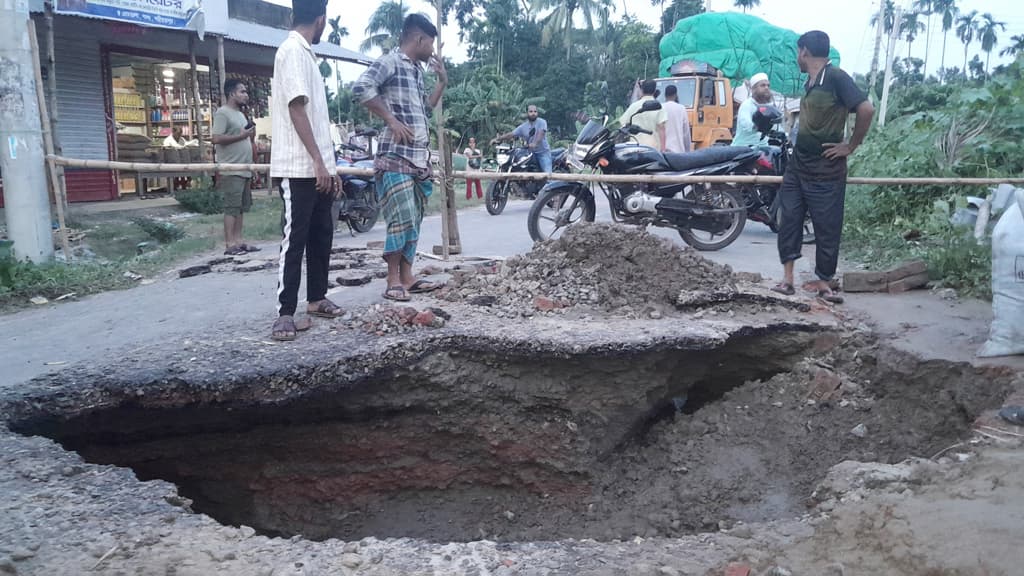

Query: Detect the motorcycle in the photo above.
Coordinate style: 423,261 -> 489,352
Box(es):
485,136 -> 569,216
742,105 -> 815,244
527,100 -> 760,251
333,134 -> 380,234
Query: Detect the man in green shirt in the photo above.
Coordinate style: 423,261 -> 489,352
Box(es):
213,78 -> 257,255
773,30 -> 874,303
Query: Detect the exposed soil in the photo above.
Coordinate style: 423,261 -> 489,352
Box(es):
13,333 -> 1013,545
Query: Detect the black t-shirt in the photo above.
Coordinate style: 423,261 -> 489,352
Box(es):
790,64 -> 867,179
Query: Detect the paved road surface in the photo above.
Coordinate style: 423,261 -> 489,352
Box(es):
1,196 -> 1014,388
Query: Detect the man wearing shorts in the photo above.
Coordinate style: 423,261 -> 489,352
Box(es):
213,78 -> 257,255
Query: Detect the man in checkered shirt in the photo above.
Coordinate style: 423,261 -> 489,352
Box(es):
354,14 -> 448,302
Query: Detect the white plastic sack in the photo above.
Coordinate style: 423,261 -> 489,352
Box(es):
978,189 -> 1024,357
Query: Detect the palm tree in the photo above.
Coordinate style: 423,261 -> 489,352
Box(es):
955,9 -> 978,81
327,16 -> 349,123
733,0 -> 760,13
533,0 -> 616,59
360,0 -> 408,54
912,0 -> 933,77
900,11 -> 926,60
977,13 -> 1006,76
1000,34 -> 1024,58
932,0 -> 958,76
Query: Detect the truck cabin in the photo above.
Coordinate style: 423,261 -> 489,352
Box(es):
651,60 -> 734,149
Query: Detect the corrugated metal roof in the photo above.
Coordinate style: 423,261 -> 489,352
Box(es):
225,19 -> 373,66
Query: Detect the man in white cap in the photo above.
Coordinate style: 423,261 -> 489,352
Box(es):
731,72 -> 773,147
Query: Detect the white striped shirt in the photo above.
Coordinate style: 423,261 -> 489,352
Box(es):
270,31 -> 334,178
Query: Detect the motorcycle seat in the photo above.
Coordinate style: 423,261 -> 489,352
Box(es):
662,146 -> 760,172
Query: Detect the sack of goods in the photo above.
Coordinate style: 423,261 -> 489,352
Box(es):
978,188 -> 1024,357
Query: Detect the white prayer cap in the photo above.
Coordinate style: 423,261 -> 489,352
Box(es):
750,72 -> 769,86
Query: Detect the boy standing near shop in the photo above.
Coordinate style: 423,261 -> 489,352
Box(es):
212,78 -> 257,255
269,0 -> 344,341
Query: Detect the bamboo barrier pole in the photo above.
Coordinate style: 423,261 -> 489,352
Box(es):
46,156 -> 1024,187
44,1 -> 67,212
29,21 -> 70,258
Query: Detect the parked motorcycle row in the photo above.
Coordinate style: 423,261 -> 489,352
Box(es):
333,103 -> 811,252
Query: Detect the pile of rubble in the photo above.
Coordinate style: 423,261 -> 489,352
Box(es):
440,223 -> 737,318
344,304 -> 449,336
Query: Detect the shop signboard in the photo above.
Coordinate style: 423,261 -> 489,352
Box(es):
55,0 -> 205,35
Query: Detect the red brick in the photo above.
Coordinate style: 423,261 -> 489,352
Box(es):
534,295 -> 557,311
724,563 -> 751,576
412,310 -> 436,326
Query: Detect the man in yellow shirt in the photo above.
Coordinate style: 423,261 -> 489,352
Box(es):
618,80 -> 667,151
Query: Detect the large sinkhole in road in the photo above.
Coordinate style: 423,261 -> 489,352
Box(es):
14,332 -> 1012,543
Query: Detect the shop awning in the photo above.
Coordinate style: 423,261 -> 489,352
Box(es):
225,19 -> 373,66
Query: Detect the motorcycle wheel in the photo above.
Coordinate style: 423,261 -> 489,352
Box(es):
772,204 -> 816,244
528,186 -> 596,242
678,187 -> 746,251
485,180 -> 510,215
346,188 -> 380,233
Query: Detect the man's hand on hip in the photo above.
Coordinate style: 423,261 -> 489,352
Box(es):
389,119 -> 415,145
822,142 -> 856,160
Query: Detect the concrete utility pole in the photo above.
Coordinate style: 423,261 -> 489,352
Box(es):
0,0 -> 54,263
879,6 -> 903,128
867,0 -> 887,100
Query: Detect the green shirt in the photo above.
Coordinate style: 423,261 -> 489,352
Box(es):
790,64 -> 866,180
213,107 -> 252,178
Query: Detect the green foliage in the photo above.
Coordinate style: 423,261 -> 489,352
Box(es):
845,59 -> 1024,298
175,187 -> 224,215
130,216 -> 186,244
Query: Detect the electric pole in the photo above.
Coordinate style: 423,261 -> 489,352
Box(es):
0,0 -> 54,263
879,6 -> 903,128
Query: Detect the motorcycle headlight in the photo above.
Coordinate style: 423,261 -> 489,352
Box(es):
568,143 -> 587,171
496,153 -> 509,166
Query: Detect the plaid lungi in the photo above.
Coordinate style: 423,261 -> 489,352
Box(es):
377,171 -> 431,264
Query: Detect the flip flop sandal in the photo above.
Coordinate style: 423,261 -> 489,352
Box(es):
241,244 -> 261,253
408,279 -> 444,294
308,299 -> 345,318
224,245 -> 247,256
383,285 -> 411,302
271,316 -> 298,341
771,283 -> 796,296
817,290 -> 844,304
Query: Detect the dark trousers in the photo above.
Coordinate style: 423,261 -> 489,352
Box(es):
777,170 -> 846,281
276,178 -> 334,317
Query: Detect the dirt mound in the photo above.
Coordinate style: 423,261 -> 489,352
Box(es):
442,223 -> 736,316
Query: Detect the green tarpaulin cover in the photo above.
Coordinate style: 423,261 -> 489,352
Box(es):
659,12 -> 841,97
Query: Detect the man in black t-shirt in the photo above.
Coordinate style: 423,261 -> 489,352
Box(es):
773,30 -> 874,303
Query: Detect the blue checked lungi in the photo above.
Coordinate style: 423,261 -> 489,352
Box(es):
377,171 -> 432,264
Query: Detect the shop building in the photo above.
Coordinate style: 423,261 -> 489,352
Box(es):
11,0 -> 370,203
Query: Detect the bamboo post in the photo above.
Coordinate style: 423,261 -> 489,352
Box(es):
43,1 -> 67,211
217,35 -> 226,105
433,2 -> 451,259
188,34 -> 204,166
28,21 -> 70,258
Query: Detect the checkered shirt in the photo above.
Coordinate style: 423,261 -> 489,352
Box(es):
353,50 -> 432,170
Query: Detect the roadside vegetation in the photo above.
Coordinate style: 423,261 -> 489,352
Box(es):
846,57 -> 1023,298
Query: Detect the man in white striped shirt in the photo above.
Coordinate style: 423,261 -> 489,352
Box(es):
269,0 -> 344,341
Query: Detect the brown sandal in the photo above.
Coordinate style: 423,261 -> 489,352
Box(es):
307,299 -> 345,318
771,283 -> 795,296
271,316 -> 298,341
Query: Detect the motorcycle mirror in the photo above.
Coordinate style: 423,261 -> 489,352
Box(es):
640,100 -> 662,112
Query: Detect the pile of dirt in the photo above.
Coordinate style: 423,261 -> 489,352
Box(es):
441,223 -> 736,317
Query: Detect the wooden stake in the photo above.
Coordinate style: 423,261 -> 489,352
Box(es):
188,35 -> 203,151
28,20 -> 71,259
217,35 -> 226,105
434,2 -> 451,260
44,1 -> 67,211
